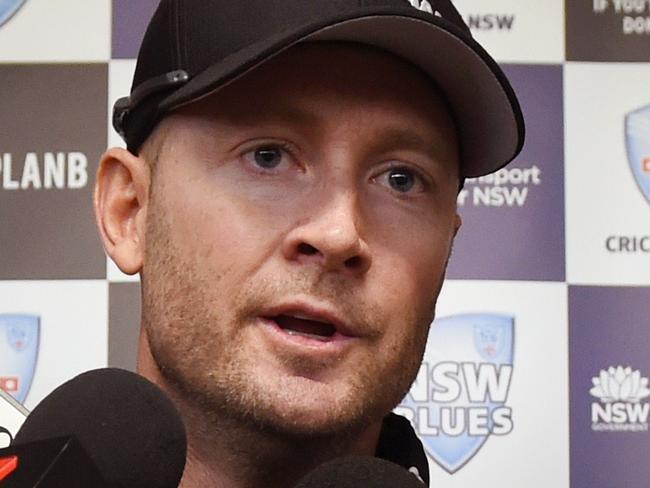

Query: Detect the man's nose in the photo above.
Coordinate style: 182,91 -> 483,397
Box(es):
281,190 -> 372,276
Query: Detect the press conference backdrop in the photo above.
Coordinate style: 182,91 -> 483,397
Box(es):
0,1 -> 648,487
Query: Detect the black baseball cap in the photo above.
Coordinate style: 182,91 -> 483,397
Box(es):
113,0 -> 525,178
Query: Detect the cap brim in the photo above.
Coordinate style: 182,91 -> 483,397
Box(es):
159,11 -> 524,178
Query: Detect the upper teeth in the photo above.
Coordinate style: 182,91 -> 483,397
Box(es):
290,313 -> 329,324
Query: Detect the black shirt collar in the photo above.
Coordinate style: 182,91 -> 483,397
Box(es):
375,413 -> 429,486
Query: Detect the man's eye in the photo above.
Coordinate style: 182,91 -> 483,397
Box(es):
385,167 -> 418,193
252,146 -> 283,169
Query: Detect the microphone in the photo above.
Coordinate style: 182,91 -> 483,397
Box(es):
295,456 -> 425,487
0,368 -> 186,487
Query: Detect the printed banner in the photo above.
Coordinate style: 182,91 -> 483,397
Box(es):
0,281 -> 108,410
0,2 -> 648,487
448,64 -> 565,282
570,286 -> 650,488
0,64 -> 108,279
0,0 -> 110,62
453,0 -> 564,63
112,0 -> 159,59
400,280 -> 569,488
567,0 -> 650,61
565,63 -> 650,285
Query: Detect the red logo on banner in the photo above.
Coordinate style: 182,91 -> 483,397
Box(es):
0,377 -> 19,393
643,158 -> 650,173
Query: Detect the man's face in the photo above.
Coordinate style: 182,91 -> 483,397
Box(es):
141,43 -> 460,438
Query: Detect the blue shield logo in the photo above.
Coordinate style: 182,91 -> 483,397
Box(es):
626,103 -> 650,204
0,314 -> 40,404
0,0 -> 26,27
397,313 -> 515,473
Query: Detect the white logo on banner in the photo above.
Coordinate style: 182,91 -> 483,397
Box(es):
0,152 -> 89,190
590,365 -> 650,432
466,13 -> 515,31
592,0 -> 650,35
396,313 -> 515,473
457,165 -> 543,208
625,103 -> 650,204
408,0 -> 434,15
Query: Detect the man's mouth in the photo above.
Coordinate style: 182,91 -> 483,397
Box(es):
266,314 -> 337,342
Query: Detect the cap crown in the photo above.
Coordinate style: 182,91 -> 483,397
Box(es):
134,0 -> 469,91
119,0 -> 472,151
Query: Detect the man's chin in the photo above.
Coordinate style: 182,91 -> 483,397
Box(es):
246,403 -> 372,440
216,379 -> 379,440
151,350 -> 390,440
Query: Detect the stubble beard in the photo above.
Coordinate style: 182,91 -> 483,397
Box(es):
141,199 -> 439,444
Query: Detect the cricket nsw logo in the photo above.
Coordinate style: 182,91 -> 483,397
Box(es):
590,366 -> 650,432
625,103 -> 650,204
0,0 -> 26,27
396,313 -> 515,474
0,314 -> 40,404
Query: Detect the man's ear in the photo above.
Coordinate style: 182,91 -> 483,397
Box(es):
94,147 -> 150,275
453,213 -> 462,238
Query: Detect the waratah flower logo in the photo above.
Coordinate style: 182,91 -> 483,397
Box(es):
590,366 -> 650,403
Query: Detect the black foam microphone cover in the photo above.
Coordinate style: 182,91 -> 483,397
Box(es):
0,435 -> 108,487
13,368 -> 186,488
295,456 -> 424,487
